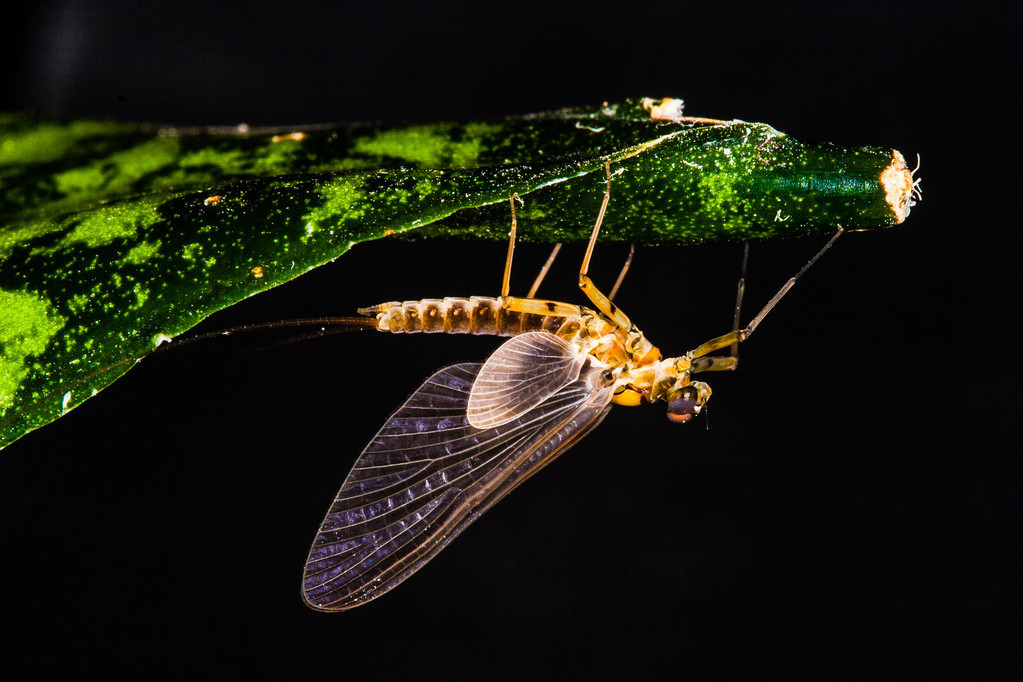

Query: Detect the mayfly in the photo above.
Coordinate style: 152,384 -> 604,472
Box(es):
301,161 -> 872,612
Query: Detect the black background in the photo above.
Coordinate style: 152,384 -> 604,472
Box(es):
2,1 -> 1019,677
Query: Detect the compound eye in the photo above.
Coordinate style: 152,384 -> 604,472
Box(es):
666,386 -> 701,424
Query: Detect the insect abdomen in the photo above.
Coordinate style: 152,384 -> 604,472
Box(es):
359,297 -> 577,336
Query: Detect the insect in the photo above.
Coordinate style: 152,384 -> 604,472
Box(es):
301,163 -> 847,611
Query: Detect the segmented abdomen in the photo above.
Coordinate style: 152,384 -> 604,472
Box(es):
359,296 -> 580,337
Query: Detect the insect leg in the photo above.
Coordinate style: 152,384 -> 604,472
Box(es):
496,195 -> 582,318
523,235 -> 631,303
503,194 -> 566,300
690,247 -> 749,372
526,243 -> 563,298
690,228 -> 844,371
500,194 -> 519,298
727,242 -> 751,364
608,244 -> 635,302
578,162 -> 634,330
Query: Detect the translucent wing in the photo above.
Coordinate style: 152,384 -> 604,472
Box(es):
302,359 -> 612,611
467,331 -> 586,429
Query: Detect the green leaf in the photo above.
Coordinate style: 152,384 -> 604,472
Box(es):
0,98 -> 915,449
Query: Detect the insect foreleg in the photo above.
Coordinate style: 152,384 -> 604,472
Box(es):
688,228 -> 845,369
728,242 -> 751,362
690,355 -> 739,373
